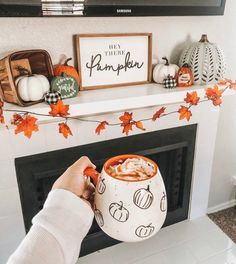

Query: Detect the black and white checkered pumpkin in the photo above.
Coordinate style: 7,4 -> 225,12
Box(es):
163,75 -> 177,89
44,91 -> 62,104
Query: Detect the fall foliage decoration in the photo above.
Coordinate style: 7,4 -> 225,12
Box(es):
11,114 -> 39,138
184,91 -> 200,106
152,107 -> 166,121
0,80 -> 234,139
58,122 -> 73,138
119,112 -> 145,135
178,106 -> 192,121
49,100 -> 70,117
205,85 -> 224,106
96,121 -> 109,135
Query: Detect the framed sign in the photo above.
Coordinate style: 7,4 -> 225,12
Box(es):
76,33 -> 152,90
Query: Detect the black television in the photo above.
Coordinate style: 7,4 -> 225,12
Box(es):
0,0 -> 226,17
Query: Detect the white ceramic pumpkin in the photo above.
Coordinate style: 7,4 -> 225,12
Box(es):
153,57 -> 179,84
15,74 -> 50,102
179,34 -> 226,85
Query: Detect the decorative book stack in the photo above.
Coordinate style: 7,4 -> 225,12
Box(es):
41,0 -> 84,16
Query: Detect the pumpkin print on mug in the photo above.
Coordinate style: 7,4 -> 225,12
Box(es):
160,192 -> 167,212
135,223 -> 155,238
94,206 -> 104,227
109,201 -> 129,223
97,178 -> 106,195
133,185 -> 154,209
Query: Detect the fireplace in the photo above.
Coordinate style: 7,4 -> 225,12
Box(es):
15,124 -> 196,257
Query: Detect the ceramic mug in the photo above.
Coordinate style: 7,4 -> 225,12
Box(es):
84,154 -> 167,242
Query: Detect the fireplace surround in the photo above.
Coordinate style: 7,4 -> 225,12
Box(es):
15,124 -> 196,256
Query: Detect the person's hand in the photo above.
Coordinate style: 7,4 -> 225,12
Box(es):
52,156 -> 96,205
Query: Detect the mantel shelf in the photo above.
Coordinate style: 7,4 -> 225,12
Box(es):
3,83 -> 234,123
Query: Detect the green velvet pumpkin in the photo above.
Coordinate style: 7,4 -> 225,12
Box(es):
51,73 -> 79,99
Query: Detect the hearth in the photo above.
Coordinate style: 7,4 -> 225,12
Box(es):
15,124 -> 196,257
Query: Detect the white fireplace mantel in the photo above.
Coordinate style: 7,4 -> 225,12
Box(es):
3,83 -> 234,124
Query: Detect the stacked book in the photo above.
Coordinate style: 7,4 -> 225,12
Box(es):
41,0 -> 85,16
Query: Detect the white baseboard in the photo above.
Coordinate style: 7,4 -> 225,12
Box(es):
207,199 -> 236,214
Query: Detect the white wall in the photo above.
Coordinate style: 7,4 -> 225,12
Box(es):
0,0 -> 235,208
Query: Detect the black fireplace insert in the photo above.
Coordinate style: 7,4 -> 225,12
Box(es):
15,124 -> 197,257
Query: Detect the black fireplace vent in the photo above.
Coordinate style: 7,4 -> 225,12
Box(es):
15,124 -> 197,256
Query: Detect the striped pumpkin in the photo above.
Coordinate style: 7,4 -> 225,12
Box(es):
133,185 -> 154,209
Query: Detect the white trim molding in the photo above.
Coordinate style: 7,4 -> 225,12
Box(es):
208,199 -> 236,214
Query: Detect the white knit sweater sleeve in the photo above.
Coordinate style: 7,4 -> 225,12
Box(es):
7,189 -> 94,264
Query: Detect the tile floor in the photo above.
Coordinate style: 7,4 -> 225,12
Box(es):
78,216 -> 236,264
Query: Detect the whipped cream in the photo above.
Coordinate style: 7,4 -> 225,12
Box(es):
108,158 -> 155,180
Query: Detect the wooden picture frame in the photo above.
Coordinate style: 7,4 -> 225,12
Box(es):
76,33 -> 152,91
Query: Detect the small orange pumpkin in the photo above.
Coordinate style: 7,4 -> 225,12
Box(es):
54,58 -> 80,85
177,63 -> 194,87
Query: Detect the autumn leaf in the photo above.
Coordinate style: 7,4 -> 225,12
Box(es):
122,123 -> 133,135
119,112 -> 134,136
95,121 -> 109,135
184,91 -> 200,106
119,112 -> 133,124
152,107 -> 166,121
178,106 -> 192,121
135,121 -> 146,131
206,85 -> 223,106
49,100 -> 70,117
58,122 -> 73,138
14,115 -> 39,138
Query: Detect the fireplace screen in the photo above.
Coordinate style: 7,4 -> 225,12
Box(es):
15,124 -> 197,256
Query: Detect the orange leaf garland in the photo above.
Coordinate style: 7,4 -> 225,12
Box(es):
13,114 -> 39,138
0,79 -> 233,138
95,121 -> 109,135
178,106 -> 192,121
49,100 -> 70,117
206,85 -> 223,106
58,122 -> 72,138
135,121 -> 146,131
152,107 -> 166,121
184,91 -> 200,106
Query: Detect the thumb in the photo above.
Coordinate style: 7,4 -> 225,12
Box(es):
70,156 -> 96,175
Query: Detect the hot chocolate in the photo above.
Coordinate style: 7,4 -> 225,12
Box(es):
106,157 -> 155,181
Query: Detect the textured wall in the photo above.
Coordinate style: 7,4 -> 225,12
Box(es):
0,0 -> 235,208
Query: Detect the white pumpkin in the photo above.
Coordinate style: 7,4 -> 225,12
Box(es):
15,74 -> 50,102
153,57 -> 179,84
